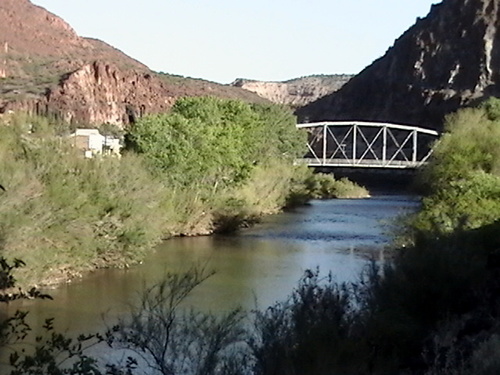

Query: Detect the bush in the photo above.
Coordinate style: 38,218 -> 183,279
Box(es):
0,115 -> 168,285
250,269 -> 366,375
414,171 -> 500,232
106,267 -> 248,375
303,172 -> 369,199
212,198 -> 256,234
414,99 -> 500,233
0,260 -> 250,375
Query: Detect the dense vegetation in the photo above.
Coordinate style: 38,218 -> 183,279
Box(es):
118,98 -> 500,375
127,97 -> 305,191
0,115 -> 168,285
413,98 -> 500,234
2,98 -> 500,374
0,98 -> 365,286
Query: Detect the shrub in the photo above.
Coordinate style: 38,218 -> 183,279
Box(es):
414,100 -> 500,233
107,267 -> 247,375
250,270 -> 366,375
212,197 -> 256,234
0,115 -> 168,285
303,172 -> 369,199
0,260 -> 249,375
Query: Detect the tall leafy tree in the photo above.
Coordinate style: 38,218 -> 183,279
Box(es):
127,97 -> 305,190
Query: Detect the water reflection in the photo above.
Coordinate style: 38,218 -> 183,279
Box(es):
7,195 -> 419,335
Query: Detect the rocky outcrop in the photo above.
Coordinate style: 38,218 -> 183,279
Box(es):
43,62 -> 175,125
0,0 -> 266,126
297,0 -> 500,131
232,75 -> 352,108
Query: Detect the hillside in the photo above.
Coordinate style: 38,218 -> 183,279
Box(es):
297,0 -> 500,130
0,0 -> 267,126
231,75 -> 352,108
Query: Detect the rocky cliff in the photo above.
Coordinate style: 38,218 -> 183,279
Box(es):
297,0 -> 500,130
231,75 -> 352,108
0,0 -> 266,126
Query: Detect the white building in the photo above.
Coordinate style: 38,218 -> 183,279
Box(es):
69,129 -> 121,158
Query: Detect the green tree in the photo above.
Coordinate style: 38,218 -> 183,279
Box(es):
415,100 -> 500,232
126,97 -> 305,190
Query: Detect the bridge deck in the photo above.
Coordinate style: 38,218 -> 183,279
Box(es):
295,158 -> 428,169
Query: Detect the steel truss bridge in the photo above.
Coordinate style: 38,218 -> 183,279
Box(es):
296,121 -> 439,169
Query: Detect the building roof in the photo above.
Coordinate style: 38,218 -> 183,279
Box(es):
70,128 -> 102,137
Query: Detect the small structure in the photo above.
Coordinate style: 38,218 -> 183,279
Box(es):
69,128 -> 122,158
69,129 -> 105,158
102,135 -> 122,156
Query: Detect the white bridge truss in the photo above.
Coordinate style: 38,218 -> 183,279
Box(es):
296,121 -> 439,169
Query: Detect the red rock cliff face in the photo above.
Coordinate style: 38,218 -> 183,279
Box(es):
297,0 -> 500,130
44,62 -> 175,125
0,0 -> 266,126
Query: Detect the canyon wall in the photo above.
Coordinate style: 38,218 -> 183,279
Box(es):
297,0 -> 500,131
0,0 -> 265,126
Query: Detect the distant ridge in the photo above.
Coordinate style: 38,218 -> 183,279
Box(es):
231,75 -> 352,108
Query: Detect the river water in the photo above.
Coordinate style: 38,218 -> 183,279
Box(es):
7,194 -> 419,336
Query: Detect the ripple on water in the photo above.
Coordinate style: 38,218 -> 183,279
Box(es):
19,194 -> 420,337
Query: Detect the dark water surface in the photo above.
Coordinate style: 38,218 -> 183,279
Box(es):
8,195 -> 419,335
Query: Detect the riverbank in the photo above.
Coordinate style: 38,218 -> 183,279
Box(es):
14,194 -> 413,338
9,166 -> 369,289
0,107 -> 368,288
4,100 -> 500,375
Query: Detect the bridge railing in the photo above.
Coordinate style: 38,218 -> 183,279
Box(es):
296,121 -> 439,169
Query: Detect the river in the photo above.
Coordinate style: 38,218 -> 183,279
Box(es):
6,194 -> 419,336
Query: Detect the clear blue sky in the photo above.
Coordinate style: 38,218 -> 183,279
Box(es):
31,0 -> 439,84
